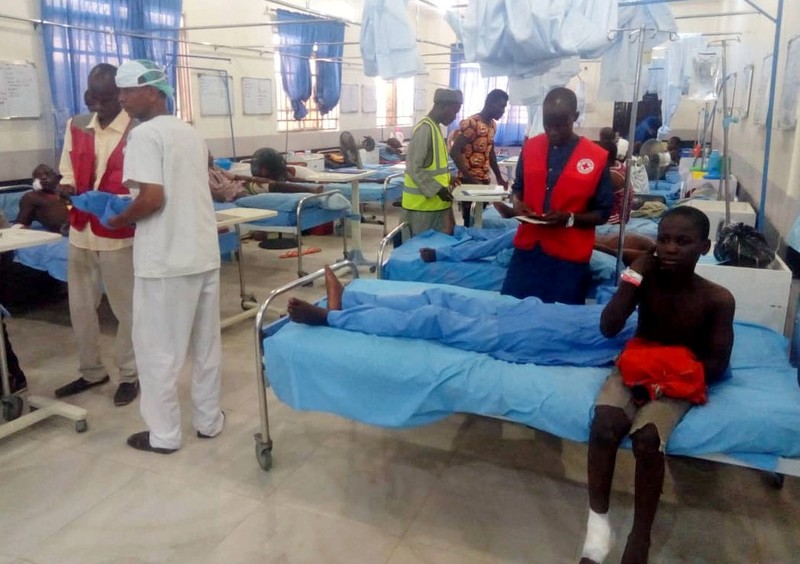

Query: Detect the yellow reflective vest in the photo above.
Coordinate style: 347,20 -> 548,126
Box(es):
403,117 -> 451,211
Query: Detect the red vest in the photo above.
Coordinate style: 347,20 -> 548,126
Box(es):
513,134 -> 607,262
68,114 -> 135,239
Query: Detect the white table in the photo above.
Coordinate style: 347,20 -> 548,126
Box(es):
299,169 -> 376,267
500,156 -> 519,183
0,228 -> 89,438
215,208 -> 278,329
452,185 -> 510,228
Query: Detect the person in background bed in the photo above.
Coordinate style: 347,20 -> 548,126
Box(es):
580,206 -> 734,564
53,63 -> 139,407
450,89 -> 509,226
402,88 -> 464,237
596,140 -> 632,226
379,137 -> 405,163
107,59 -> 224,454
502,87 -> 614,303
667,136 -> 682,165
207,151 -> 322,203
14,164 -> 70,234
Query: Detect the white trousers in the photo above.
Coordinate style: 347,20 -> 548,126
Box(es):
132,269 -> 224,450
68,245 -> 137,383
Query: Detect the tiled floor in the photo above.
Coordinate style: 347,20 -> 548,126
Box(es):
2,205 -> 799,563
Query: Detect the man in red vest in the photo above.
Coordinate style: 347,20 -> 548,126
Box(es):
53,64 -> 139,407
501,87 -> 614,304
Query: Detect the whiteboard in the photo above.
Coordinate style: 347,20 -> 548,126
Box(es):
778,36 -> 800,130
241,77 -> 272,115
0,61 -> 41,119
198,73 -> 234,117
340,83 -> 358,113
361,84 -> 377,113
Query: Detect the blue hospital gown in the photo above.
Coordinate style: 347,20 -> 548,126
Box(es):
326,287 -> 635,366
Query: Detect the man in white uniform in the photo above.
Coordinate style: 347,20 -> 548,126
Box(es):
106,60 -> 224,454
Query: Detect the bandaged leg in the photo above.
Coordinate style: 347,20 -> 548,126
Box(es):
580,509 -> 613,563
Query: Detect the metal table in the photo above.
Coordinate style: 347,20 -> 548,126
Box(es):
0,228 -> 88,436
452,185 -> 510,228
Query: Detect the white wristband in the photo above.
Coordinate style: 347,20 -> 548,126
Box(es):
620,267 -> 643,287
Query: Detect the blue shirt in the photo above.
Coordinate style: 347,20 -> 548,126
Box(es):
511,136 -> 614,222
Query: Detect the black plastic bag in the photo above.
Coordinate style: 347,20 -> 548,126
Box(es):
714,222 -> 775,268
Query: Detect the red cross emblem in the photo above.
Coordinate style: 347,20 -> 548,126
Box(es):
577,158 -> 595,174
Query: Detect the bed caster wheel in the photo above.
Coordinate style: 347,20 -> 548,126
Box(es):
369,265 -> 377,274
1,396 -> 24,422
75,419 -> 88,433
254,435 -> 273,471
241,296 -> 256,310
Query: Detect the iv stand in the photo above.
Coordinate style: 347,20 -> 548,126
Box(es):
707,37 -> 740,226
614,26 -> 648,279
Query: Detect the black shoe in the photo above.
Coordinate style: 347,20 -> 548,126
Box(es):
197,411 -> 225,439
126,431 -> 177,455
113,381 -> 139,407
54,375 -> 110,398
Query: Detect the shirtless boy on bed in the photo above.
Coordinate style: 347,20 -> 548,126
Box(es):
581,205 -> 735,564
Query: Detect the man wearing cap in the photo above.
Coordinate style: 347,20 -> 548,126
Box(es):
53,63 -> 140,407
402,88 -> 463,236
105,59 -> 224,454
502,87 -> 614,304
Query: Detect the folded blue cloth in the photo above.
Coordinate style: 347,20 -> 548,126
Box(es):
100,196 -> 133,228
70,191 -> 112,216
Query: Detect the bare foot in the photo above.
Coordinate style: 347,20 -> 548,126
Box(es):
324,265 -> 344,310
492,201 -> 516,219
419,248 -> 437,262
312,184 -> 324,194
287,297 -> 329,326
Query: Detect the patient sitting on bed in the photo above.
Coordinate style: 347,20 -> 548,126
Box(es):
580,206 -> 735,564
15,164 -> 70,234
208,149 -> 323,203
287,266 -> 635,367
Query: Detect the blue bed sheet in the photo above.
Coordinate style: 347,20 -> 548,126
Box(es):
331,164 -> 406,182
383,229 -> 631,292
220,198 -> 348,229
263,279 -> 800,470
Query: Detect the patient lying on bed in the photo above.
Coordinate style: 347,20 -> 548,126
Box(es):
287,266 -> 635,366
419,221 -> 655,266
208,150 -> 323,203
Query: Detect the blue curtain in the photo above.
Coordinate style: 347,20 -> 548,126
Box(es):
313,20 -> 345,115
41,0 -> 181,153
276,9 -> 316,120
448,44 -> 527,146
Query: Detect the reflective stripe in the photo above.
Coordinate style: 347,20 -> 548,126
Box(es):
403,117 -> 451,211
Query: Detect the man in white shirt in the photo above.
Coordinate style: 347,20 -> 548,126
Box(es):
106,59 -> 224,454
54,63 -> 139,407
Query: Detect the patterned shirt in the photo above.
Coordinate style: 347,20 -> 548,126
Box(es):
455,114 -> 496,182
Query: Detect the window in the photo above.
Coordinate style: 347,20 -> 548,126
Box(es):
274,51 -> 339,132
375,77 -> 414,128
174,16 -> 194,123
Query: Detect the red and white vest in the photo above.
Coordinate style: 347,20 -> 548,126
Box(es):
68,113 -> 135,239
513,134 -> 607,263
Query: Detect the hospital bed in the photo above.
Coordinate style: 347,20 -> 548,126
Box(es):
252,263 -> 800,484
217,190 -> 349,277
376,223 -> 626,293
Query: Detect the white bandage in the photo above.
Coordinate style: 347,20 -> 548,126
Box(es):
581,509 -> 613,563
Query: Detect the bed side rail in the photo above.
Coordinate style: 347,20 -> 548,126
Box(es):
376,222 -> 411,279
381,172 -> 405,236
294,189 -> 347,277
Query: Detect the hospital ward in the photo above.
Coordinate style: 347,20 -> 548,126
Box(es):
2,0 -> 800,562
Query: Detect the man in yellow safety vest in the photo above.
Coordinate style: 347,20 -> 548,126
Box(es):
402,88 -> 463,236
